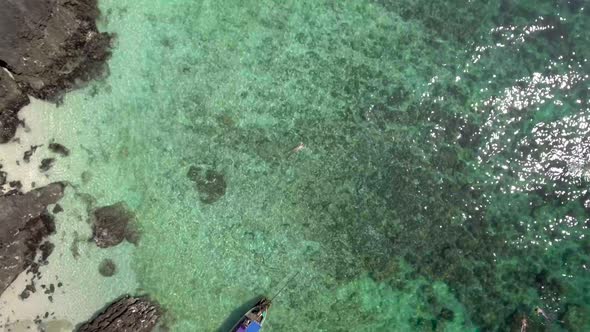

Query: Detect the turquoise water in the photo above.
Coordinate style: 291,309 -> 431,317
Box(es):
39,0 -> 589,330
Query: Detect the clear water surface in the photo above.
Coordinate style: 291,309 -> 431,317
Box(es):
27,0 -> 590,331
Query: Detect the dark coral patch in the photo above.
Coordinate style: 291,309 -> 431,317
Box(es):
187,165 -> 227,204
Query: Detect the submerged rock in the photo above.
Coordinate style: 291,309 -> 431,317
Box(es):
23,144 -> 42,163
39,158 -> 56,172
9,180 -> 22,190
48,142 -> 70,157
187,165 -> 227,204
98,259 -> 117,277
78,296 -> 161,332
91,202 -> 138,248
0,182 -> 65,295
53,203 -> 64,214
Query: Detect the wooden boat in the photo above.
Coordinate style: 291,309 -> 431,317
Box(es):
230,298 -> 271,332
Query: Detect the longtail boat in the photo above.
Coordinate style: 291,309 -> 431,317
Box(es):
230,298 -> 271,332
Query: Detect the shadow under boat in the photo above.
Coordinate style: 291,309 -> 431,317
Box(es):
217,295 -> 266,332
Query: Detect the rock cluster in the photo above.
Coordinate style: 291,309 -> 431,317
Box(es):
0,182 -> 65,295
77,296 -> 162,332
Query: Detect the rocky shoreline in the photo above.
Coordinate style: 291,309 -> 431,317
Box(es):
0,0 -> 112,143
0,0 -> 162,329
0,182 -> 65,295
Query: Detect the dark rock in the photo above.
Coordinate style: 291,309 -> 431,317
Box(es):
187,165 -> 227,204
19,282 -> 36,300
3,188 -> 22,196
0,68 -> 29,143
48,142 -> 70,157
0,170 -> 6,187
23,145 -> 42,163
0,0 -> 113,101
77,296 -> 161,332
91,202 -> 138,248
39,158 -> 55,172
0,0 -> 112,143
0,109 -> 20,144
0,182 -> 65,295
4,180 -> 23,197
0,164 -> 6,188
20,289 -> 30,299
39,241 -> 55,263
43,283 -> 55,295
98,259 -> 116,277
52,203 -> 63,214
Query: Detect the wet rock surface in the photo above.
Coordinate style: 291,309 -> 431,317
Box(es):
0,182 -> 65,295
0,0 -> 112,143
0,165 -> 6,188
187,165 -> 227,204
0,108 -> 19,143
91,202 -> 138,248
77,296 -> 161,332
0,68 -> 28,143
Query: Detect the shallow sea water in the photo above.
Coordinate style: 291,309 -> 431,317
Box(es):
6,0 -> 590,331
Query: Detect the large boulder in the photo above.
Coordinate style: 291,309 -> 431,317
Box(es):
91,202 -> 138,248
0,0 -> 112,100
0,68 -> 28,143
77,296 -> 162,332
0,0 -> 112,143
0,182 -> 65,295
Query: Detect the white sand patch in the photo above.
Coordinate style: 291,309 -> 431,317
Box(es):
0,98 -> 138,330
0,98 -> 57,192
